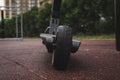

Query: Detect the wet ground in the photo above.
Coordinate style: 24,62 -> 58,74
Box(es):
0,39 -> 120,80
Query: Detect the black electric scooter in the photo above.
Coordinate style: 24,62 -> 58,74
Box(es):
40,0 -> 80,70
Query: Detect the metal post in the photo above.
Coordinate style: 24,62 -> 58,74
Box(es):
21,8 -> 23,40
1,10 -> 5,38
16,15 -> 18,38
115,0 -> 120,51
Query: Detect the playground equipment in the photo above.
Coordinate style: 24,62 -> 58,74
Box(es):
0,6 -> 23,40
40,0 -> 81,69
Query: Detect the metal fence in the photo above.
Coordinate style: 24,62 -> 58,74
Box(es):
0,6 -> 23,40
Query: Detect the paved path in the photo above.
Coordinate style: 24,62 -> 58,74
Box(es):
0,39 -> 120,80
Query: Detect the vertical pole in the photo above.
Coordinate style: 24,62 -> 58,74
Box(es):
52,0 -> 62,18
1,10 -> 5,38
21,7 -> 23,40
9,0 -> 12,18
16,15 -> 18,38
49,0 -> 62,34
115,0 -> 120,51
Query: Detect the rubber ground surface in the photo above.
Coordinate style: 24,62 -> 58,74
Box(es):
0,39 -> 120,80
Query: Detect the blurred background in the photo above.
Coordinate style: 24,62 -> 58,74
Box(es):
0,0 -> 115,38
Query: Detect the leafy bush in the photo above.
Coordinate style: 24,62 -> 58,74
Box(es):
1,0 -> 115,37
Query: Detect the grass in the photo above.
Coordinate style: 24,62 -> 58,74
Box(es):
73,34 -> 115,40
24,34 -> 115,40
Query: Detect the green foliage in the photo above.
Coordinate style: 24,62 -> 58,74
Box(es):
1,0 -> 115,37
60,0 -> 114,35
1,4 -> 51,37
23,7 -> 40,37
4,18 -> 16,37
23,4 -> 51,37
